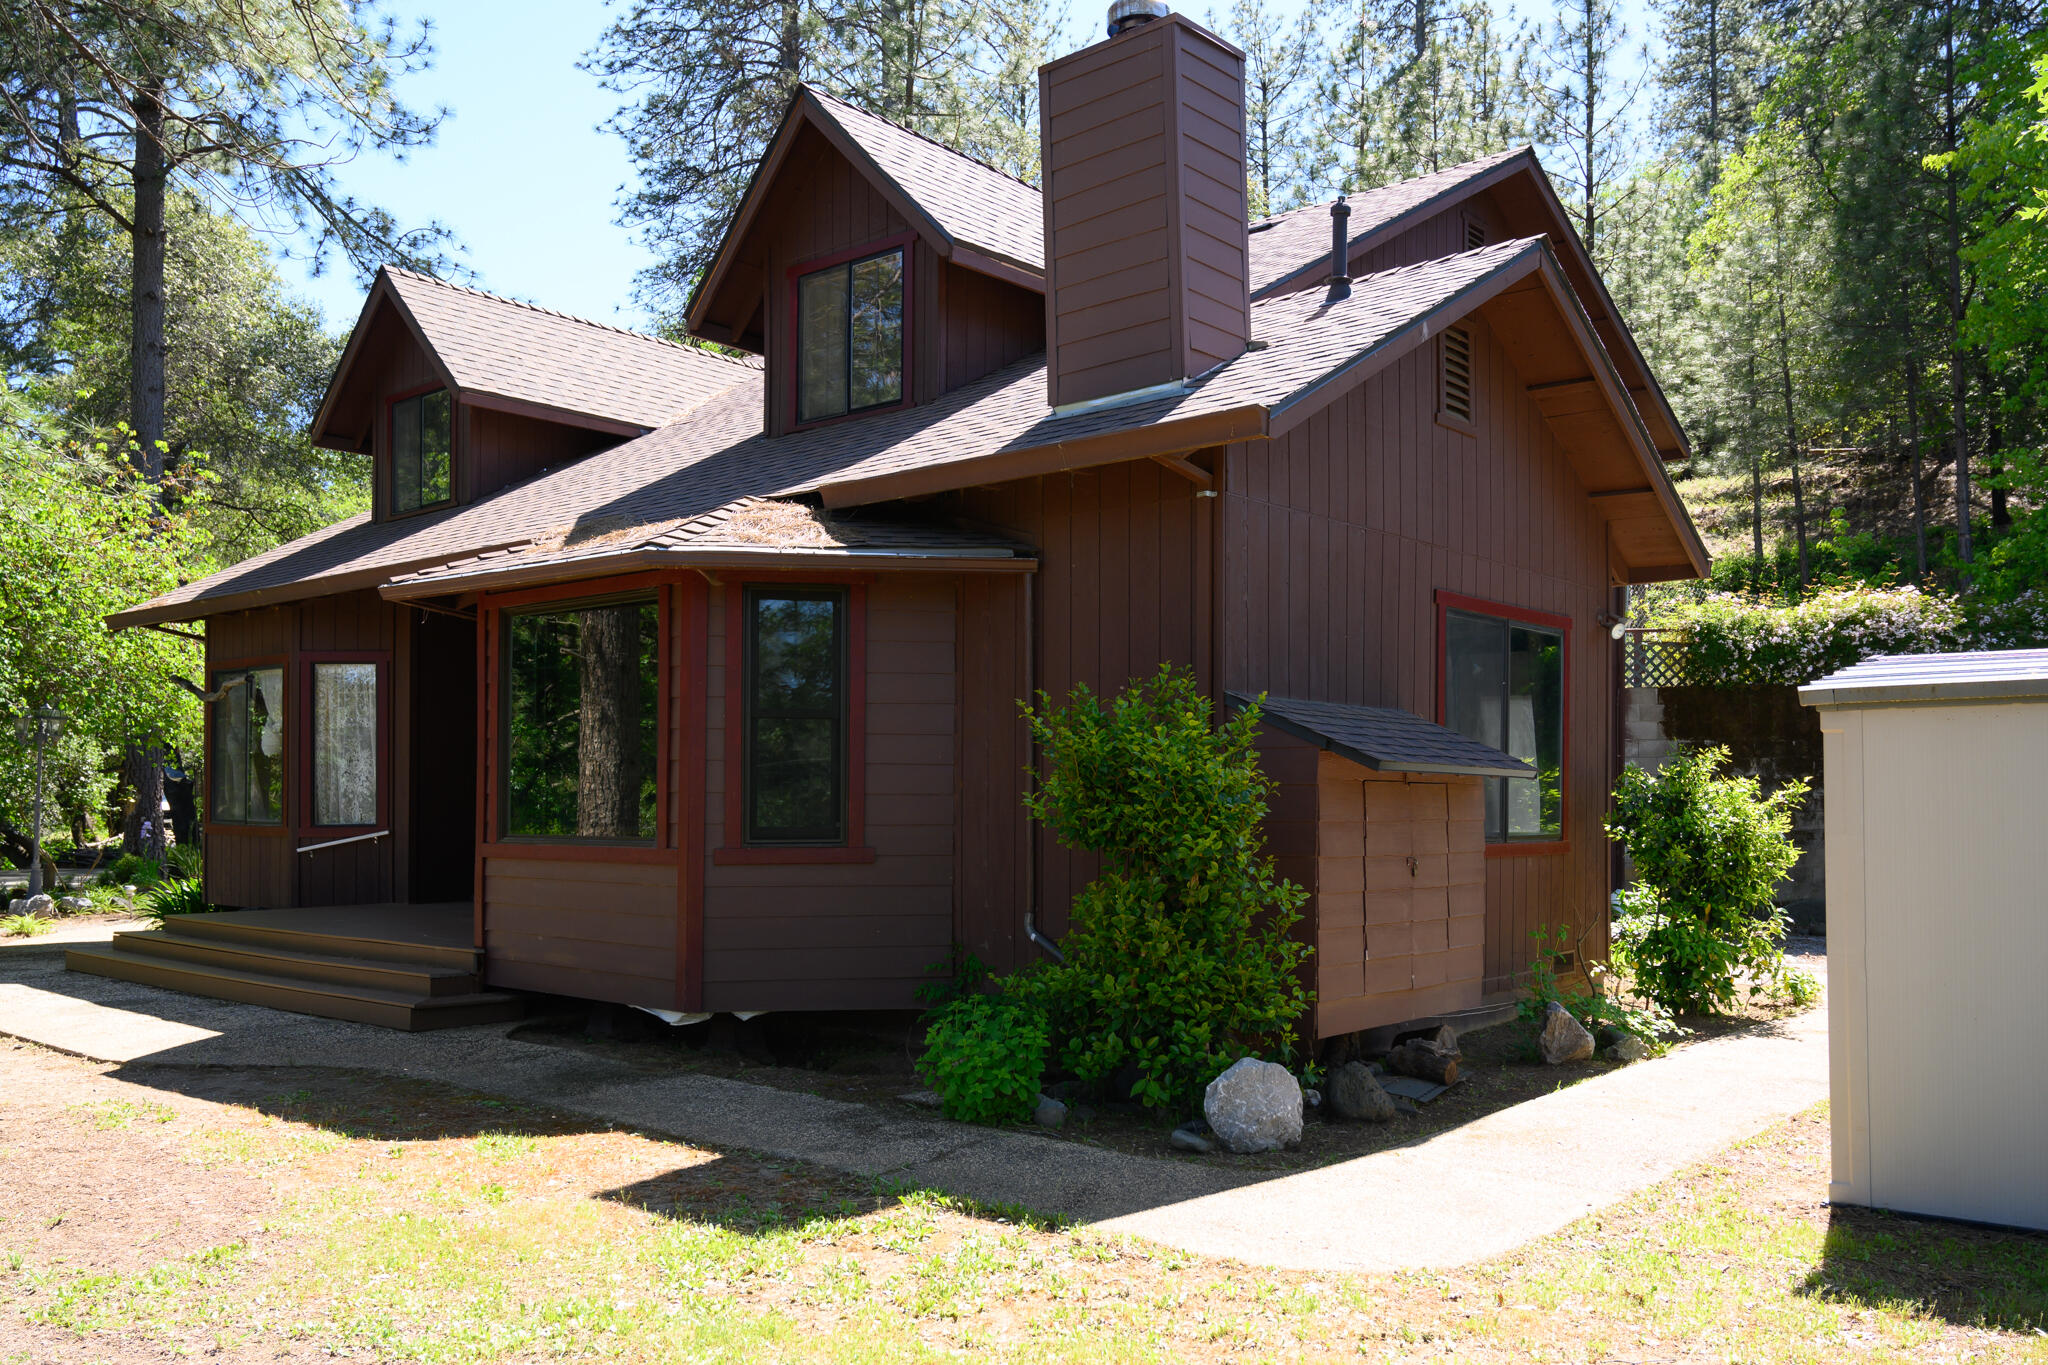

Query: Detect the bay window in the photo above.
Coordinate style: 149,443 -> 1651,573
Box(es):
743,586 -> 848,843
503,599 -> 660,842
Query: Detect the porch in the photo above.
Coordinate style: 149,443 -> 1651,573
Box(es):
65,904 -> 523,1032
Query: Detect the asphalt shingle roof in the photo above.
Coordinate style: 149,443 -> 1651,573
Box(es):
808,90 -> 1045,271
1245,148 -> 1529,298
1234,693 -> 1535,778
112,240 -> 1544,626
384,268 -> 761,430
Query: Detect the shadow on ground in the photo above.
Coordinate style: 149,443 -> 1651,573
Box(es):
1801,1205 -> 2048,1333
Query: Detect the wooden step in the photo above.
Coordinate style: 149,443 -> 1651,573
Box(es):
64,945 -> 524,1032
169,913 -> 480,971
108,928 -> 482,998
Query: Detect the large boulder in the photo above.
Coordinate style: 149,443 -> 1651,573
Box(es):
1325,1061 -> 1397,1123
1203,1058 -> 1303,1153
1537,1001 -> 1596,1065
18,894 -> 53,918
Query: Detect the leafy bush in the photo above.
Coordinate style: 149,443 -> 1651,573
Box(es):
1018,667 -> 1313,1113
1516,926 -> 1679,1057
110,853 -> 164,887
917,993 -> 1048,1125
1,912 -> 51,938
1607,747 -> 1808,1014
916,944 -> 992,1011
166,842 -> 202,880
140,878 -> 209,922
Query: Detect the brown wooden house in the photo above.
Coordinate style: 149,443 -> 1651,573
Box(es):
83,5 -> 1705,1035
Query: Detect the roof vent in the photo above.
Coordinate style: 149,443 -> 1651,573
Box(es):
1107,0 -> 1170,36
1327,195 -> 1352,302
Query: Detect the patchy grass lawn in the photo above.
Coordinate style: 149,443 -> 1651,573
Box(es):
2,1037 -> 2044,1364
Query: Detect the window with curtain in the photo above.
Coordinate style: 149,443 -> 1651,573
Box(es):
311,662 -> 379,826
1444,609 -> 1564,841
503,600 -> 659,841
391,388 -> 452,513
796,247 -> 905,423
209,667 -> 286,824
744,586 -> 847,843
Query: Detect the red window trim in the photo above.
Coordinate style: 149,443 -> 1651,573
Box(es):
784,232 -> 915,432
296,651 -> 392,836
715,577 -> 873,865
1434,590 -> 1572,857
205,654 -> 291,831
481,576 -> 674,852
384,382 -> 458,521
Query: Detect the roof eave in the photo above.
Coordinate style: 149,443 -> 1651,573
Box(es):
1226,692 -> 1536,779
381,544 -> 1039,599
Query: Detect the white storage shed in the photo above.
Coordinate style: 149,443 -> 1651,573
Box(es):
1800,650 -> 2048,1230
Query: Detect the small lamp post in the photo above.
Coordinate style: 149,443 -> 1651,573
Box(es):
13,705 -> 65,900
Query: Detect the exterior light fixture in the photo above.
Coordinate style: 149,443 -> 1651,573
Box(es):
12,704 -> 66,900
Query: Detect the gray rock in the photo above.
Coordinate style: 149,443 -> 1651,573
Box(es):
896,1090 -> 943,1108
19,894 -> 52,917
1606,1032 -> 1651,1063
4,899 -> 20,917
1034,1095 -> 1067,1129
1537,1001 -> 1596,1065
1202,1057 -> 1303,1153
57,896 -> 91,913
1169,1126 -> 1215,1154
1325,1060 -> 1398,1123
1302,1088 -> 1322,1110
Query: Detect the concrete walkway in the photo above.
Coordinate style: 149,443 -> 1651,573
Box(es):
0,929 -> 1828,1274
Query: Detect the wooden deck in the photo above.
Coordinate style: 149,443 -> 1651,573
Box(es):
66,904 -> 523,1031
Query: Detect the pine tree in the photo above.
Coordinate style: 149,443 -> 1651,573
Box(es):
1212,0 -> 1316,217
1652,0 -> 1770,188
1541,0 -> 1652,263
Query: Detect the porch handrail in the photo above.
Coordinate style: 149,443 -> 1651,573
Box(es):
296,829 -> 389,855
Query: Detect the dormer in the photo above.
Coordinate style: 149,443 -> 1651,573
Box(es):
686,88 -> 1049,437
312,268 -> 757,520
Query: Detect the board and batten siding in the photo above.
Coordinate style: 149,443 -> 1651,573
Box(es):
1221,314 -> 1614,993
203,591 -> 405,910
482,858 -> 680,1008
947,457 -> 1213,955
700,575 -> 958,1010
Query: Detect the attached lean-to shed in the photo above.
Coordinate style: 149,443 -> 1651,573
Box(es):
1799,650 -> 2048,1231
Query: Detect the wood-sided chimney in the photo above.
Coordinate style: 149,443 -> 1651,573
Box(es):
1038,4 -> 1250,411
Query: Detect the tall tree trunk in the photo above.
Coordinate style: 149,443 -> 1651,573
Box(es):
121,740 -> 167,863
1705,0 -> 1720,175
576,607 -> 645,839
1941,0 -> 1973,571
1905,357 -> 1928,582
130,79 -> 169,483
1775,291 -> 1807,587
1582,0 -> 1597,258
1746,346 -> 1763,582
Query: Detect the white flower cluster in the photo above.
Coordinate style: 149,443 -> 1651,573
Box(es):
1658,586 -> 1995,686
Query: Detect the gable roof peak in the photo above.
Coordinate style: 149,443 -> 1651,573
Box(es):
378,265 -> 761,372
800,86 -> 1038,196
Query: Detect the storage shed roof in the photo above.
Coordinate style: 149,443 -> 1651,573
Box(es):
1232,693 -> 1535,778
1799,650 -> 2048,708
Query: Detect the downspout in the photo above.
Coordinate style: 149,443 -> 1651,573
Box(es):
1020,570 -> 1065,964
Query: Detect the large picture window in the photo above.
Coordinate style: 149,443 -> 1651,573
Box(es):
743,586 -> 847,843
503,600 -> 659,842
391,388 -> 452,513
210,666 -> 285,825
1444,608 -> 1564,842
311,661 -> 379,827
796,247 -> 905,424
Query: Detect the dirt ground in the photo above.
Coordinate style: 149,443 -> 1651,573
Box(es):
2,1030 -> 2043,1364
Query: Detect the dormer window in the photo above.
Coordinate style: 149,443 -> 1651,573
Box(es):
391,387 -> 452,513
795,245 -> 906,424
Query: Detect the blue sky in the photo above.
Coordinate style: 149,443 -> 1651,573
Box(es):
280,0 -> 1658,334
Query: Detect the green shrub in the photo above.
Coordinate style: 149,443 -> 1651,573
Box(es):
1606,746 -> 1808,1014
140,878 -> 208,922
1515,925 -> 1678,1058
917,993 -> 1048,1125
166,843 -> 202,880
1,912 -> 51,938
111,853 -> 164,886
1018,667 -> 1313,1114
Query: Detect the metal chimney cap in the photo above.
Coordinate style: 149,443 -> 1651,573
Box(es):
1107,0 -> 1170,37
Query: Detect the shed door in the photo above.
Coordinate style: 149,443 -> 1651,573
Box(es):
1364,780 -> 1453,999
